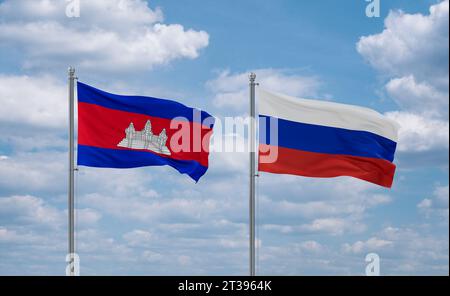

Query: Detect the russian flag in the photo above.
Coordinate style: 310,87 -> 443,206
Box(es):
258,89 -> 399,188
77,82 -> 215,182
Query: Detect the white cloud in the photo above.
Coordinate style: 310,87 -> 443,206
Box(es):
263,218 -> 366,236
434,185 -> 449,208
0,75 -> 67,129
357,0 -> 449,156
81,193 -> 222,223
365,194 -> 392,207
385,111 -> 449,152
76,229 -> 133,260
380,226 -> 448,274
76,208 -> 102,226
142,250 -> 163,262
0,195 -> 63,227
206,69 -> 321,112
218,237 -> 248,249
123,229 -> 153,247
0,152 -> 66,193
299,218 -> 366,236
0,194 -> 101,228
0,227 -> 39,243
343,237 -> 393,254
417,198 -> 433,210
262,224 -> 295,234
386,75 -> 448,119
0,0 -> 164,26
357,0 -> 449,79
340,226 -> 448,274
418,185 -> 449,220
259,176 -> 392,219
0,0 -> 209,71
299,240 -> 323,252
0,74 -> 72,161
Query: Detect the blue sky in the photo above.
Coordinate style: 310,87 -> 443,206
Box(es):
0,0 -> 448,275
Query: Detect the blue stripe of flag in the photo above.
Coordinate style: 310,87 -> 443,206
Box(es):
259,115 -> 397,162
77,82 -> 213,123
77,145 -> 208,182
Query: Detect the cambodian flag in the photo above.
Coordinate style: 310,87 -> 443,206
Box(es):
77,82 -> 215,182
258,89 -> 399,188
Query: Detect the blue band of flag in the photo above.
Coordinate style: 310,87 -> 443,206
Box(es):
260,115 -> 397,162
77,145 -> 208,182
78,82 -> 213,123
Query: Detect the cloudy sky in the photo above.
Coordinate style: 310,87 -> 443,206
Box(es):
0,0 -> 448,275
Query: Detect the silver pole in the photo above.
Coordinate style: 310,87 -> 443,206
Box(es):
68,67 -> 76,276
249,73 -> 257,276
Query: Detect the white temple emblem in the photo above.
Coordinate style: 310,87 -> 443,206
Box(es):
117,119 -> 171,155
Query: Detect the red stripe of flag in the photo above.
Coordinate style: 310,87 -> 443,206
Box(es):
259,144 -> 396,188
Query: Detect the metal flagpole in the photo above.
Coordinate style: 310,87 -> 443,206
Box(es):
249,73 -> 257,276
68,67 -> 76,276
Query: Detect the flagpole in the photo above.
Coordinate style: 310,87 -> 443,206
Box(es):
68,67 -> 76,276
249,73 -> 257,276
